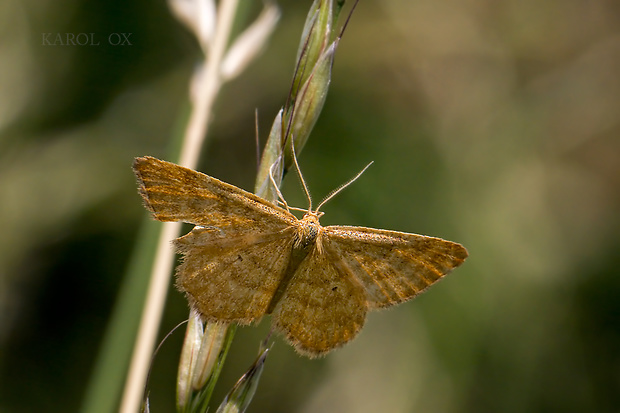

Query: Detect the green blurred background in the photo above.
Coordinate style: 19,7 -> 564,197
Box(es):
1,0 -> 619,412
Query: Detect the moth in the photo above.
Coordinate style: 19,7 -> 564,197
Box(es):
133,156 -> 468,357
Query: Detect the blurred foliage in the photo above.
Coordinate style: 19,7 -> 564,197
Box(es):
1,0 -> 619,412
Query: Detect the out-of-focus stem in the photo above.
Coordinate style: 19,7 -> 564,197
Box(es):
119,1 -> 240,412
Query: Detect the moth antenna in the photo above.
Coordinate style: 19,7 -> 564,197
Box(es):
269,161 -> 289,212
290,139 -> 313,211
315,161 -> 373,213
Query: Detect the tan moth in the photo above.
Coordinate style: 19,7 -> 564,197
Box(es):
133,156 -> 468,357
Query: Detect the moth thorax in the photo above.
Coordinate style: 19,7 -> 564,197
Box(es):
294,213 -> 321,248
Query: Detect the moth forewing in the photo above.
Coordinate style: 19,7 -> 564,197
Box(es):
133,156 -> 298,230
321,225 -> 468,309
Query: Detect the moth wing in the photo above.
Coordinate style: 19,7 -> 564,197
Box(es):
271,244 -> 368,357
175,226 -> 296,324
133,156 -> 297,234
322,226 -> 468,308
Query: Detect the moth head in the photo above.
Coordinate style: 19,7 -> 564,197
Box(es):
302,210 -> 324,223
295,211 -> 322,248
